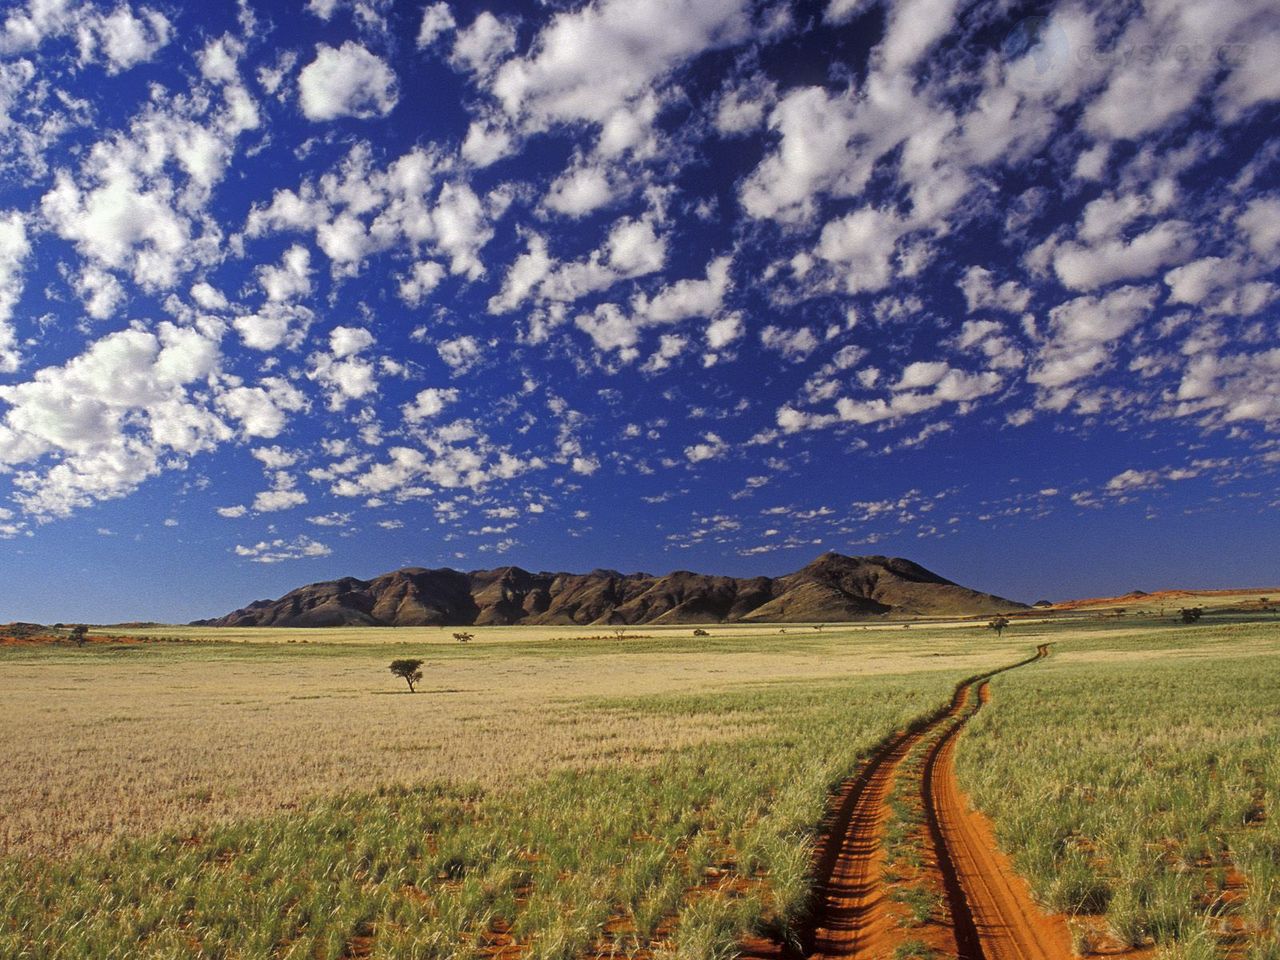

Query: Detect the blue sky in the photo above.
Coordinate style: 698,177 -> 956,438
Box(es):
1,0 -> 1278,623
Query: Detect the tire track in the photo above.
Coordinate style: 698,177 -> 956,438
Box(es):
744,644 -> 1068,960
923,646 -> 1074,960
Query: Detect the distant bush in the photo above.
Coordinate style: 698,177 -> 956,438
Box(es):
692,628 -> 709,637
452,632 -> 474,643
389,659 -> 424,692
1179,607 -> 1204,624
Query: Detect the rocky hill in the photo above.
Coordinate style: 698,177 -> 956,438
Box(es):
195,553 -> 1024,627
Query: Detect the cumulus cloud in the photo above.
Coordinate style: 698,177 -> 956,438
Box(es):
417,2 -> 456,48
246,145 -> 495,281
0,323 -> 228,517
298,42 -> 398,121
309,326 -> 378,410
450,12 -> 517,76
0,210 -> 30,372
403,387 -> 458,422
760,325 -> 819,362
488,0 -> 752,134
235,535 -> 332,562
685,432 -> 727,463
1053,221 -> 1196,291
0,1 -> 172,73
544,162 -> 615,217
1030,285 -> 1159,393
958,266 -> 1031,314
437,335 -> 482,373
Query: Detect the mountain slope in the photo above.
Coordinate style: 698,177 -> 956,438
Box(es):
196,553 -> 1024,627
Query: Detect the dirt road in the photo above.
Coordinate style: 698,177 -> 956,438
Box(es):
745,644 -> 1072,960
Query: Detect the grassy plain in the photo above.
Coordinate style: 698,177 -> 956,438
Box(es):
0,623 -> 1021,958
0,624 -> 1021,860
958,618 -> 1280,959
3,613 -> 1278,958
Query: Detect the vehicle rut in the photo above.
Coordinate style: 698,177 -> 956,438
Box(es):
744,643 -> 1071,960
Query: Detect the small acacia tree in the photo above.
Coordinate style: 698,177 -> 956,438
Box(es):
69,624 -> 88,647
389,658 -> 424,692
988,615 -> 1010,637
1180,607 -> 1204,624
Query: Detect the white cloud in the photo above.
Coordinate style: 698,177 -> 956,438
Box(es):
685,432 -> 727,463
0,210 -> 30,373
501,214 -> 667,310
489,0 -> 752,133
329,325 -> 375,358
403,387 -> 458,422
814,206 -> 911,294
233,303 -> 314,352
217,376 -> 308,438
298,42 -> 398,121
246,145 -> 496,281
957,266 -> 1031,314
399,260 -> 446,306
309,344 -> 378,411
544,162 -> 614,217
38,48 -> 259,295
714,73 -> 775,135
1083,0 -> 1276,141
235,535 -> 332,563
1237,195 -> 1280,263
760,325 -> 819,362
1030,285 -> 1159,392
83,4 -> 172,74
437,335 -> 482,373
417,2 -> 456,48
258,244 -> 312,301
251,445 -> 297,469
705,311 -> 744,350
217,504 -> 247,518
633,255 -> 732,324
876,0 -> 962,76
190,281 -> 228,311
253,487 -> 307,512
450,12 -> 516,75
0,324 -> 228,517
1053,221 -> 1195,291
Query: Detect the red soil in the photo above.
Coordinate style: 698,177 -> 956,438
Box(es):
1050,587 -> 1278,611
745,645 -> 1077,959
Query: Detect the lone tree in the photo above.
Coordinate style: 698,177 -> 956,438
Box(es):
987,615 -> 1011,637
389,658 -> 424,692
1180,607 -> 1204,624
69,624 -> 88,647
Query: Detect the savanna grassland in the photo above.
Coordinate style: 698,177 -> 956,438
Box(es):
0,612 -> 1277,958
0,622 -> 1014,958
958,617 -> 1280,959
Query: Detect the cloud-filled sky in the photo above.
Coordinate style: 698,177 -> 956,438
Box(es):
1,0 -> 1278,622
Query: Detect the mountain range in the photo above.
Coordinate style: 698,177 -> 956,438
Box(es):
195,553 -> 1025,627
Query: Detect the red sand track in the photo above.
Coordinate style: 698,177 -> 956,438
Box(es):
746,644 -> 1071,960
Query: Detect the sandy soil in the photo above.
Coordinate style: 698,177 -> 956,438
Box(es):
744,646 -> 1075,959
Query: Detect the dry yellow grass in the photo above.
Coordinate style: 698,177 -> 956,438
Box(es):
0,625 -> 1022,860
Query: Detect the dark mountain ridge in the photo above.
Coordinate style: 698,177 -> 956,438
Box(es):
195,553 -> 1025,627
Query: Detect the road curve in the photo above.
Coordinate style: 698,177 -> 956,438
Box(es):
743,643 -> 1071,960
